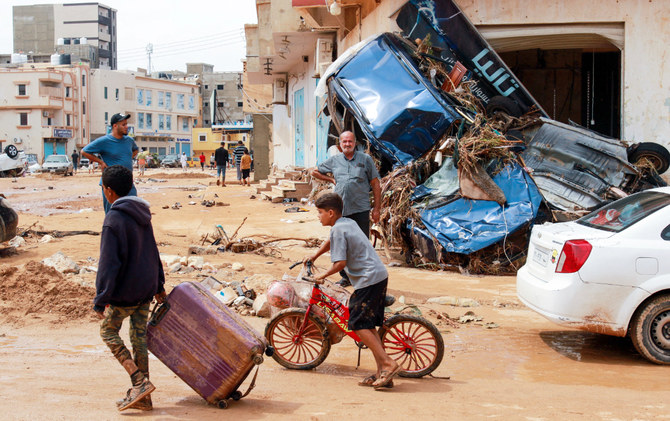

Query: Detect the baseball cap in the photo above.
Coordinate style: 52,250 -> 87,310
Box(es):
110,113 -> 131,125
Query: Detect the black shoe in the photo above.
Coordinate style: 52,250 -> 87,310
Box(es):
336,278 -> 351,287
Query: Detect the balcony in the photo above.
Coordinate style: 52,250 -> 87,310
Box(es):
98,15 -> 111,26
98,48 -> 111,59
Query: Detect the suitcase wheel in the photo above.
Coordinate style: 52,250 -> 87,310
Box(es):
230,391 -> 242,401
253,355 -> 264,365
217,399 -> 229,409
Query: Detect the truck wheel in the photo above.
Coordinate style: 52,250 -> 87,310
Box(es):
628,142 -> 670,174
4,145 -> 18,159
485,96 -> 523,118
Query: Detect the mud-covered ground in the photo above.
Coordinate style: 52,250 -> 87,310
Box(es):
1,169 -> 668,421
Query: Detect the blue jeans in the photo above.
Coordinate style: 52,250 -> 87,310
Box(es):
217,165 -> 226,181
102,184 -> 137,214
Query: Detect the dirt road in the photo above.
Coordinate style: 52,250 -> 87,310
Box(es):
1,170 -> 668,420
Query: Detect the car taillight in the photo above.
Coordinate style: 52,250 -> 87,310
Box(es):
555,239 -> 592,273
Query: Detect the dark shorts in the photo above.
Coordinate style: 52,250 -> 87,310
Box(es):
242,168 -> 250,179
348,278 -> 388,330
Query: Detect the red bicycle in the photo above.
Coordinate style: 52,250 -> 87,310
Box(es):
265,262 -> 445,377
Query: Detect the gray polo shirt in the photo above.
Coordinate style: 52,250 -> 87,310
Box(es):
330,217 -> 388,290
317,151 -> 380,216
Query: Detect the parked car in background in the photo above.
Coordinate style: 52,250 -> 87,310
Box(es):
79,157 -> 90,168
517,187 -> 670,364
0,197 -> 18,242
161,154 -> 179,168
0,145 -> 26,177
41,155 -> 73,175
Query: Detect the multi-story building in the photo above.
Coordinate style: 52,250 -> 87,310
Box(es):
186,63 -> 249,127
13,3 -> 117,69
89,69 -> 200,157
0,63 -> 90,162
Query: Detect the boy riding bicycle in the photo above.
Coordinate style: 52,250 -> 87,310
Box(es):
305,192 -> 400,389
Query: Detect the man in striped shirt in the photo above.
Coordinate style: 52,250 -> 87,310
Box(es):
233,141 -> 248,185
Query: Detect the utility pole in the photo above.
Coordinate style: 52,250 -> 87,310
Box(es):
146,43 -> 153,76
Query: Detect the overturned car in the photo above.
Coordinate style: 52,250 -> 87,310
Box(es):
317,0 -> 669,273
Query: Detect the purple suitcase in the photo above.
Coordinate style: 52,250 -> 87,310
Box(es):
147,281 -> 269,408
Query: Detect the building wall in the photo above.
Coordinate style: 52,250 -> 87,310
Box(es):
13,3 -> 117,70
89,69 -> 199,156
13,5 -> 55,55
0,64 -> 90,161
338,0 -> 670,147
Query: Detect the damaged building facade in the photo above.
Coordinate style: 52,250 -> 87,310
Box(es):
245,0 -> 670,169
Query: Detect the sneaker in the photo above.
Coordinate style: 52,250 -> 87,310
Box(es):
336,278 -> 351,287
118,378 -> 155,411
216,179 -> 220,186
116,390 -> 153,411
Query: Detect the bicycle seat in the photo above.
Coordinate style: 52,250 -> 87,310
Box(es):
384,295 -> 396,307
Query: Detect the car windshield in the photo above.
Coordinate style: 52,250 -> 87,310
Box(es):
45,156 -> 67,163
577,191 -> 670,232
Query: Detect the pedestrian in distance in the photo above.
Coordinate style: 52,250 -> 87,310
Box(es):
93,165 -> 166,412
233,140 -> 247,185
82,113 -> 139,213
214,141 -> 229,186
209,153 -> 215,170
311,131 -> 382,287
180,152 -> 188,172
71,149 -> 79,174
137,148 -> 147,177
304,192 -> 400,389
199,152 -> 206,171
241,149 -> 252,186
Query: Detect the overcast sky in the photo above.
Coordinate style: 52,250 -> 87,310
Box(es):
1,0 -> 258,73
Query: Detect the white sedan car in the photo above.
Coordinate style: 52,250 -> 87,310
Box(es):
517,187 -> 670,364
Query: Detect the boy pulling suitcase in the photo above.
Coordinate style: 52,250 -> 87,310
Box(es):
92,165 -> 166,411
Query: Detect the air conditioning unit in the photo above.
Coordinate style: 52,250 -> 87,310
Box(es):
43,110 -> 52,117
273,75 -> 287,105
314,38 -> 334,78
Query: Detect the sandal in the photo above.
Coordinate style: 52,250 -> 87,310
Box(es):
373,365 -> 402,390
358,375 -> 393,388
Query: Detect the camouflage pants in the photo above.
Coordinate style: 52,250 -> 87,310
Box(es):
100,303 -> 151,376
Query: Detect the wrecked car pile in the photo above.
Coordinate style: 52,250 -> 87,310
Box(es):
317,0 -> 669,274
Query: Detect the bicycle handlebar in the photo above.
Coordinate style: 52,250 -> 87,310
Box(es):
301,275 -> 324,285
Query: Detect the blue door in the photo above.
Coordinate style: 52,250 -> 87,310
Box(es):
294,88 -> 305,167
44,141 -> 58,159
315,81 -> 330,164
182,143 -> 191,156
56,142 -> 66,155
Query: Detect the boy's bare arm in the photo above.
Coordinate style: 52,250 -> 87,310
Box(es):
305,239 -> 331,264
316,260 -> 346,281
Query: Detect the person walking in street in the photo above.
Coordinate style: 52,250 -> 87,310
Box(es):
214,142 -> 229,186
137,148 -> 147,177
199,152 -> 206,171
93,165 -> 166,411
209,153 -> 215,170
240,149 -> 252,186
71,149 -> 79,175
82,113 -> 139,213
233,141 -> 248,185
311,131 -> 381,287
180,152 -> 188,172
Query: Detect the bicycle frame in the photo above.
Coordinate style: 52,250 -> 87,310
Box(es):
300,283 -> 362,342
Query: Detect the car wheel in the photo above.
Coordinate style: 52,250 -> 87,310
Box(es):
628,142 -> 670,174
485,96 -> 523,118
4,145 -> 18,159
630,294 -> 670,364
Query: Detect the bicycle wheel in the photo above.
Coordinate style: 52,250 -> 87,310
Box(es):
379,314 -> 445,378
264,308 -> 331,370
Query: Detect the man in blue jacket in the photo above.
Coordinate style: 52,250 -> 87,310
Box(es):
93,165 -> 166,411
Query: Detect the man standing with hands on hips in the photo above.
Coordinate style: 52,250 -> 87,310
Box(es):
82,113 -> 139,213
311,131 -> 381,287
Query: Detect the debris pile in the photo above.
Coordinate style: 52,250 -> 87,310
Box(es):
0,262 -> 96,322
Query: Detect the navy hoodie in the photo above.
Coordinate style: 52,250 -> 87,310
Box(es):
93,196 -> 165,312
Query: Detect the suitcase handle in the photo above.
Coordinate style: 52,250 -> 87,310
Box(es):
149,300 -> 171,326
